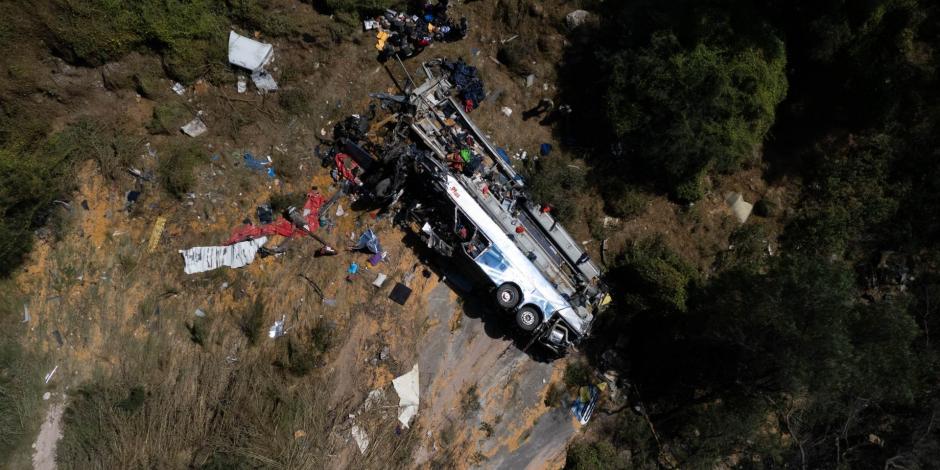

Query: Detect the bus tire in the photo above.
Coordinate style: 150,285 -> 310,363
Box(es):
495,283 -> 521,309
515,306 -> 540,332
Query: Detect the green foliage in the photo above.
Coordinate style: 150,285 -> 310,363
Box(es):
41,0 -> 226,83
604,30 -> 786,201
0,118 -> 93,275
564,440 -> 628,470
147,102 -> 189,135
116,386 -> 146,413
603,183 -> 649,219
158,142 -> 205,198
315,0 -> 402,15
240,297 -> 265,346
612,238 -> 698,312
526,154 -> 586,222
787,134 -> 899,255
0,285 -> 43,463
563,361 -> 592,389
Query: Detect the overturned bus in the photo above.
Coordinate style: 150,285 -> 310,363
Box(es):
395,61 -> 607,355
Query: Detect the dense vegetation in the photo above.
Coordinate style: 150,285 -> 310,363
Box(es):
559,0 -> 940,468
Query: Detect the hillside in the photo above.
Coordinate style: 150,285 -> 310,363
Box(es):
1,1 -> 939,469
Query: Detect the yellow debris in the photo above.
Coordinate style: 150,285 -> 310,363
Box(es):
376,30 -> 389,51
147,217 -> 167,253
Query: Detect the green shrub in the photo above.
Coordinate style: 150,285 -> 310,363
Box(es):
240,297 -> 265,346
147,102 -> 189,135
159,143 -> 205,198
564,440 -> 627,470
315,0 -> 402,15
0,284 -> 43,462
564,361 -> 592,389
612,237 -> 698,313
0,119 -> 91,275
605,185 -> 650,218
116,386 -> 146,413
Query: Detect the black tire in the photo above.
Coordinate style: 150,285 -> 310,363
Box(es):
515,306 -> 540,332
495,283 -> 521,309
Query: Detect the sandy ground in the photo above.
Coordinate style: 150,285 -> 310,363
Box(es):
31,400 -> 65,470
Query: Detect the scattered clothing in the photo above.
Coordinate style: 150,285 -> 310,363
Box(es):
354,229 -> 382,254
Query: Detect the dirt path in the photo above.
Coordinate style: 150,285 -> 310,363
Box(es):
414,282 -> 578,469
31,399 -> 65,470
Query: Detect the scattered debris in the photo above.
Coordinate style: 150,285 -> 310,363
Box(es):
300,274 -> 324,299
43,365 -> 58,384
194,309 -> 206,318
525,74 -> 535,88
351,425 -> 370,454
566,10 -> 591,29
236,75 -> 247,93
171,82 -> 186,95
179,236 -> 268,274
725,192 -> 754,223
570,383 -> 602,425
540,143 -> 552,156
353,229 -> 382,254
42,392 -> 51,401
147,217 -> 167,253
268,315 -> 286,339
22,304 -> 29,323
251,70 -> 278,93
373,273 -> 388,287
294,430 -> 306,439
500,106 -> 513,117
181,117 -> 208,137
227,31 -> 274,72
392,364 -> 420,428
335,204 -> 346,217
389,282 -> 413,305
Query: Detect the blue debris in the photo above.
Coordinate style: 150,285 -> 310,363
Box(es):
353,229 -> 382,254
540,143 -> 553,157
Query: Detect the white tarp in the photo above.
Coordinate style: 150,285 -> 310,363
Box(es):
351,425 -> 369,454
228,31 -> 274,71
179,237 -> 267,274
392,364 -> 419,428
725,192 -> 754,224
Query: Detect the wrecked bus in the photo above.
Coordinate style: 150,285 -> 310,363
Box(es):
395,61 -> 608,355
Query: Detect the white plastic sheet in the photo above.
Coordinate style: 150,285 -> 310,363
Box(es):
179,237 -> 267,274
392,364 -> 419,428
181,117 -> 207,137
351,425 -> 369,454
228,31 -> 274,71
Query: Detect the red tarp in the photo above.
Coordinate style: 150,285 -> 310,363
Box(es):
224,189 -> 324,245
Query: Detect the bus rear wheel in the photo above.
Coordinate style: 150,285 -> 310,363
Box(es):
515,306 -> 540,332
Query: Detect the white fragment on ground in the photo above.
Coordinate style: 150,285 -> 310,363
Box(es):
236,75 -> 247,94
351,425 -> 369,454
725,192 -> 754,223
171,82 -> 185,95
31,401 -> 65,470
268,315 -> 286,339
251,70 -> 278,92
500,106 -> 513,117
181,117 -> 207,137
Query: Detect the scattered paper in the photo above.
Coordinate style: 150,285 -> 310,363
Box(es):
351,425 -> 370,454
179,237 -> 268,274
181,117 -> 208,137
171,82 -> 185,95
393,364 -> 420,428
237,75 -> 247,94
